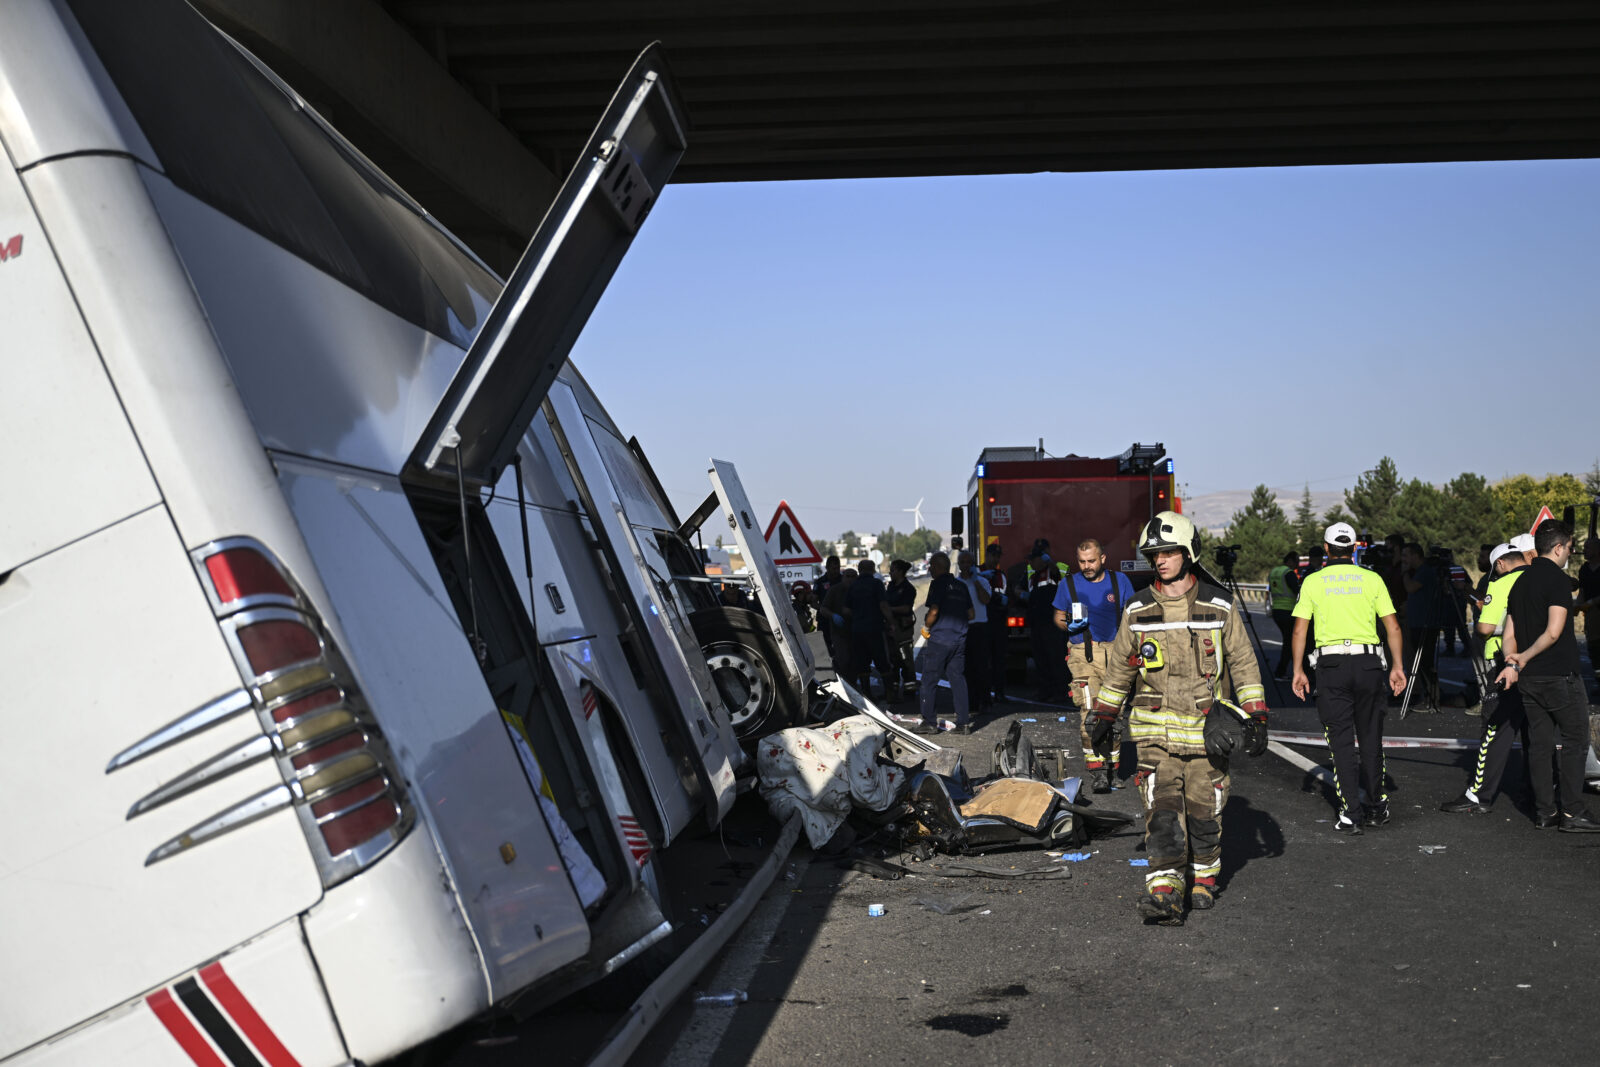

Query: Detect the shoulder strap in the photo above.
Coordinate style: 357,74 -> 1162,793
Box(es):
1065,572 -> 1091,657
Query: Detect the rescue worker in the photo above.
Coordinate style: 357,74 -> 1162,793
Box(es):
1086,512 -> 1269,925
1020,541 -> 1071,703
1289,523 -> 1406,833
1053,538 -> 1136,793
1267,550 -> 1302,679
1441,542 -> 1530,814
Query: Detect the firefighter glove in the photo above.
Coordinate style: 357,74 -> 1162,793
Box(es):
1241,706 -> 1270,757
1203,709 -> 1243,757
1086,701 -> 1119,747
1066,618 -> 1089,636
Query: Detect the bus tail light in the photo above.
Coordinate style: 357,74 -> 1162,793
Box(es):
189,537 -> 414,885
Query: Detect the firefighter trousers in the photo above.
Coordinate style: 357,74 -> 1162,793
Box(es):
1315,653 -> 1388,814
1069,641 -> 1120,770
1136,745 -> 1228,894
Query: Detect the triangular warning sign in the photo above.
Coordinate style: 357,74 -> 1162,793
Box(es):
764,501 -> 822,565
1529,505 -> 1555,536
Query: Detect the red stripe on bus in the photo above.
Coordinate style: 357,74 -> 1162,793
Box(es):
199,963 -> 305,1067
147,988 -> 227,1067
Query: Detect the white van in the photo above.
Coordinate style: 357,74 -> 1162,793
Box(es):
0,1 -> 831,1063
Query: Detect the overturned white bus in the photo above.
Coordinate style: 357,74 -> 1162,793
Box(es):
0,1 -> 855,1063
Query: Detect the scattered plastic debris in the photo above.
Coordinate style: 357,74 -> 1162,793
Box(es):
1019,718 -> 1037,723
1392,964 -> 1410,971
979,909 -> 992,915
915,893 -> 975,915
1129,858 -> 1149,867
867,903 -> 885,917
1418,844 -> 1448,855
1058,852 -> 1093,863
1058,716 -> 1068,722
694,990 -> 748,1006
1517,983 -> 1532,989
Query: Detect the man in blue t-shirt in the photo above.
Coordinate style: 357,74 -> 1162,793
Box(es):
1053,538 -> 1137,791
916,552 -> 975,735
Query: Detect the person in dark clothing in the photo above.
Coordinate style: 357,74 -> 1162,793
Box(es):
980,543 -> 1010,702
1575,536 -> 1600,695
885,559 -> 919,700
844,560 -> 895,696
1024,546 -> 1068,704
1496,519 -> 1600,832
958,550 -> 994,717
1401,542 -> 1442,710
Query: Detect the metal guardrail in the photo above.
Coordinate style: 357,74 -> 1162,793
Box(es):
1232,581 -> 1269,604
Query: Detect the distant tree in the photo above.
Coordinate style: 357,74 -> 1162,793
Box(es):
897,527 -> 943,559
814,538 -> 834,558
1490,473 -> 1588,537
1584,459 -> 1600,499
1345,457 -> 1403,536
1440,472 -> 1502,556
1390,479 -> 1448,549
838,530 -> 863,555
1292,484 -> 1321,552
1225,484 -> 1295,581
1321,503 -> 1355,533
876,525 -> 902,559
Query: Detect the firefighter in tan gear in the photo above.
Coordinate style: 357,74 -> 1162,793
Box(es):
1086,512 -> 1270,925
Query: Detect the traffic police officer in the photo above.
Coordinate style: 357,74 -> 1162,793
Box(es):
1086,512 -> 1269,925
1289,522 -> 1406,833
1441,541 -> 1530,814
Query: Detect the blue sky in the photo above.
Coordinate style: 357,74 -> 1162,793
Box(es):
570,158 -> 1600,541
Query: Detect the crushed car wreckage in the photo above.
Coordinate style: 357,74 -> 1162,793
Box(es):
757,711 -> 1136,860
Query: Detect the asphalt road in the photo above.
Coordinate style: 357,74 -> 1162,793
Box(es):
644,603 -> 1600,1067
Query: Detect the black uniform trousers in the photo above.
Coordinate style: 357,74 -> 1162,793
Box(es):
1466,667 -> 1527,804
1316,652 -> 1389,814
964,621 -> 991,713
989,617 -> 1009,700
1519,672 -> 1591,817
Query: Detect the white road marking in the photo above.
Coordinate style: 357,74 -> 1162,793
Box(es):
660,854 -> 810,1066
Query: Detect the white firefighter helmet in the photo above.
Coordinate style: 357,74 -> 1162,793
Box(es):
1139,510 -> 1200,563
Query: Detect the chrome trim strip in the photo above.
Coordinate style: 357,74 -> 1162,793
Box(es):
106,688 -> 255,773
312,786 -> 395,827
127,734 -> 276,818
144,784 -> 294,866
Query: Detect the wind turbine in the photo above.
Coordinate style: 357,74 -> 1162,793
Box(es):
903,497 -> 925,531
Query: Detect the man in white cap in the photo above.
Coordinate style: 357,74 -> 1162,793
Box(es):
1290,522 -> 1406,832
1441,541 -> 1530,814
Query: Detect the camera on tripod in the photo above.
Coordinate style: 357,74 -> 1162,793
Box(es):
1425,544 -> 1453,569
1360,541 -> 1391,572
1213,544 -> 1241,574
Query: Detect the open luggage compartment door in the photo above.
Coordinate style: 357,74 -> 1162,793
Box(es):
707,460 -> 817,695
408,44 -> 686,487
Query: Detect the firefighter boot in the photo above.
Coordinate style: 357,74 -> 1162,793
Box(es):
1136,887 -> 1185,926
1189,876 -> 1217,910
1088,763 -> 1111,794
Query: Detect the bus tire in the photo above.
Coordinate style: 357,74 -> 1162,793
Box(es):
690,607 -> 802,743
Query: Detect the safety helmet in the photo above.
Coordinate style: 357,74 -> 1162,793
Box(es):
1139,510 -> 1200,562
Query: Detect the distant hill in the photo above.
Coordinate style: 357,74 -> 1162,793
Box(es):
1183,488 -> 1347,535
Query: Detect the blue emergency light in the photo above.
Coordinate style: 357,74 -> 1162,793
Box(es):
975,463 -> 986,478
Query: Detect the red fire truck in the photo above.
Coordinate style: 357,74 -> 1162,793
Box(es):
957,443 -> 1178,672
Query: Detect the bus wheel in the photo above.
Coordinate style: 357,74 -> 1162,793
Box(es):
690,607 -> 802,743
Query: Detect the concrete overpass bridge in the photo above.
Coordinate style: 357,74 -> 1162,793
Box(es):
193,1 -> 1600,272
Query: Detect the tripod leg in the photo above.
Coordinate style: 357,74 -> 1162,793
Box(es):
1400,640 -> 1426,720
